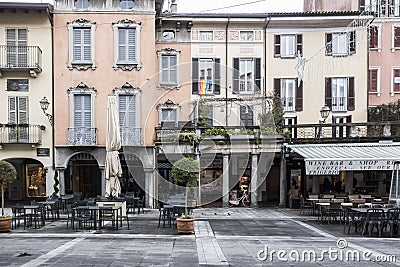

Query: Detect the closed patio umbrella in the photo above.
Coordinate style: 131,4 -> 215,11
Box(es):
105,95 -> 122,198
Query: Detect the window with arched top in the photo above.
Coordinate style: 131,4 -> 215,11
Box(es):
120,0 -> 134,9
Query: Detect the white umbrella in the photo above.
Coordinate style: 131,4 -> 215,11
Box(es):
105,95 -> 122,198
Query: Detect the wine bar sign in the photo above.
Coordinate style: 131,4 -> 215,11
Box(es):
306,159 -> 395,175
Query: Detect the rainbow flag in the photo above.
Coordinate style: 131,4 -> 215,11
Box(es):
199,79 -> 212,94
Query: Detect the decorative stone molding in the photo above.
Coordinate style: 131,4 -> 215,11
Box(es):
113,82 -> 141,95
67,82 -> 97,94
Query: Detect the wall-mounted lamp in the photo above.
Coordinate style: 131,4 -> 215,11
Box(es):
39,96 -> 53,126
317,104 -> 331,139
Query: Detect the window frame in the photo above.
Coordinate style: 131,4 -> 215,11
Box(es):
389,0 -> 400,16
157,49 -> 180,88
369,67 -> 380,95
162,30 -> 175,41
280,78 -> 296,112
158,104 -> 180,126
112,20 -> 141,70
120,0 -> 134,10
67,19 -> 96,70
274,34 -> 302,58
239,58 -> 255,94
391,67 -> 400,96
326,31 -> 356,57
239,31 -> 254,41
369,25 -> 381,51
68,83 -> 97,128
74,0 -> 89,9
360,0 -> 386,17
392,24 -> 400,51
199,31 -> 213,41
6,28 -> 28,67
331,77 -> 348,112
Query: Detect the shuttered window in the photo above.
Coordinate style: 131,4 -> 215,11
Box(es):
240,105 -> 253,126
325,77 -> 355,112
326,32 -> 356,56
9,96 -> 28,124
192,58 -> 221,95
274,34 -> 302,57
369,26 -> 379,49
6,28 -> 27,66
369,69 -> 379,93
394,26 -> 400,48
233,58 -> 261,94
118,94 -> 136,128
75,0 -> 89,8
389,0 -> 400,16
74,94 -> 92,128
73,27 -> 92,62
118,28 -> 136,63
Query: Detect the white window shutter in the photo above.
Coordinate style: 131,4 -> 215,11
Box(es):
73,28 -> 82,61
83,95 -> 91,128
127,29 -> 136,62
74,95 -> 83,127
18,97 -> 28,123
118,29 -> 127,62
83,28 -> 91,61
128,95 -> 136,127
9,97 -> 17,123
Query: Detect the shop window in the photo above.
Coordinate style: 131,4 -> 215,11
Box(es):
26,164 -> 46,198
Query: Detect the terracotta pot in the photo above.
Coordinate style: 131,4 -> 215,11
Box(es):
176,218 -> 195,234
0,217 -> 12,232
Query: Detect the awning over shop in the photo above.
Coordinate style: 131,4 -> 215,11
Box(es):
286,142 -> 400,175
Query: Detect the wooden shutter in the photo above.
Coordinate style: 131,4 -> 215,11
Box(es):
254,58 -> 261,94
192,58 -> 199,94
214,58 -> 221,95
18,97 -> 28,123
274,35 -> 280,57
118,28 -> 126,61
296,34 -> 303,55
119,95 -> 136,128
325,78 -> 332,108
73,28 -> 82,61
395,27 -> 400,47
233,58 -> 239,94
9,97 -> 17,123
274,78 -> 281,98
369,69 -> 378,92
326,33 -> 332,55
83,28 -> 91,61
349,31 -> 356,54
74,95 -> 91,128
295,79 -> 303,111
348,77 -> 355,111
369,26 -> 379,49
127,28 -> 136,62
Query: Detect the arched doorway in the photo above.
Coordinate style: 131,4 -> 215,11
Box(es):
120,152 -> 145,198
64,153 -> 101,198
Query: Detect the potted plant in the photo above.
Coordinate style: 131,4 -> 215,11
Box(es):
171,157 -> 199,234
0,160 -> 17,232
202,127 -> 228,140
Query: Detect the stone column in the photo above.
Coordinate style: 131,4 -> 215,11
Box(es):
222,152 -> 230,207
312,176 -> 320,194
144,168 -> 155,208
58,168 -> 65,196
345,171 -> 353,194
279,156 -> 287,208
250,152 -> 259,207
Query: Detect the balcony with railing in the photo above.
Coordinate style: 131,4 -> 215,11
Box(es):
285,121 -> 400,143
282,97 -> 294,112
332,96 -> 347,112
0,45 -> 42,73
120,127 -> 142,146
0,124 -> 44,144
68,127 -> 97,146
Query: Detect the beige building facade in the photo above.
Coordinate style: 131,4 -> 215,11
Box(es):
0,2 -> 54,200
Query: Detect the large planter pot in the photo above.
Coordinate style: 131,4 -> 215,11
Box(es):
176,218 -> 195,234
0,217 -> 12,232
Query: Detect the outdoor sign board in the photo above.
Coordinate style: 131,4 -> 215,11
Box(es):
306,159 -> 396,175
37,148 -> 50,157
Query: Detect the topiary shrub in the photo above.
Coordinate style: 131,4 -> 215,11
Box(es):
0,161 -> 17,216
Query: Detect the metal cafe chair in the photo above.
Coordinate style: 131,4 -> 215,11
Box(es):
386,208 -> 400,237
71,207 -> 95,231
362,209 -> 385,237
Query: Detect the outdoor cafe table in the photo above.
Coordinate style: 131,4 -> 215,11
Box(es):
98,205 -> 123,230
11,205 -> 43,229
306,199 -> 319,215
73,206 -> 99,230
59,195 -> 74,211
38,200 -> 59,220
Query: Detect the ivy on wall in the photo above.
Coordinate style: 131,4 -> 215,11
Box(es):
368,100 -> 400,122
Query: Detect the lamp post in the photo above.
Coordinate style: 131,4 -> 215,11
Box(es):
317,104 -> 331,139
39,96 -> 53,126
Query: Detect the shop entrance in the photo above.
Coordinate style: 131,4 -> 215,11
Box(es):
64,153 -> 101,198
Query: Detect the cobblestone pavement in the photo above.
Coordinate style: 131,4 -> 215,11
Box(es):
0,207 -> 399,266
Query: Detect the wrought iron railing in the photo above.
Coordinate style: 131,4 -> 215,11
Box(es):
332,96 -> 347,112
282,97 -> 294,112
120,127 -> 142,146
285,121 -> 400,142
0,45 -> 42,72
68,127 -> 97,146
0,124 -> 44,144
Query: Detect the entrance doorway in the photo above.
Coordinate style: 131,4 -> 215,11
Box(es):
65,153 -> 101,198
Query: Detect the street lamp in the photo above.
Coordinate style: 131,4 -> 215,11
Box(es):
317,104 -> 331,139
39,96 -> 53,126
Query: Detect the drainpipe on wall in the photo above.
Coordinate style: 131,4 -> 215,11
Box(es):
225,17 -> 230,127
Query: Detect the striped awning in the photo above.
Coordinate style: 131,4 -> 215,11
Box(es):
286,142 -> 400,175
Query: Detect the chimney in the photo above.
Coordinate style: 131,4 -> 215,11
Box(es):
171,0 -> 177,13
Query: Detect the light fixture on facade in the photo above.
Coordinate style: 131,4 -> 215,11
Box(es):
39,96 -> 53,126
318,104 -> 331,139
29,70 -> 37,78
319,104 -> 331,123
